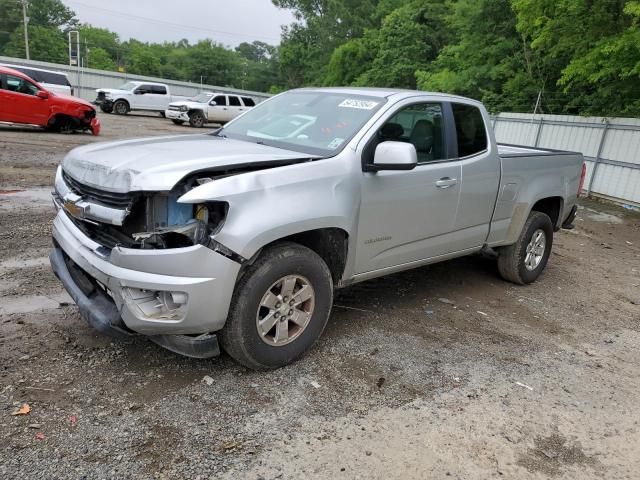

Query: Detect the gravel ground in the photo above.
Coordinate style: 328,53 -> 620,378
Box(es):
1,113 -> 639,479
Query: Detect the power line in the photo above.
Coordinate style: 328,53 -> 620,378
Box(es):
62,0 -> 282,44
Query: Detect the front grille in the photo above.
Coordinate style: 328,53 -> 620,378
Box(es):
65,211 -> 136,249
97,92 -> 106,101
168,105 -> 182,111
62,171 -> 134,209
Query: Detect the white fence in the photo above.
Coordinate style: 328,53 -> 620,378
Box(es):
493,113 -> 640,206
0,56 -> 271,102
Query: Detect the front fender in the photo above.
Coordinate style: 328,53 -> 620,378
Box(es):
178,156 -> 360,259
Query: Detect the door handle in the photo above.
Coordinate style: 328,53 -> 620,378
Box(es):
435,177 -> 458,188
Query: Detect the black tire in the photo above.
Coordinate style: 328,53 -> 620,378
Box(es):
172,119 -> 184,125
50,116 -> 76,134
159,111 -> 166,118
498,211 -> 554,285
113,100 -> 129,115
100,104 -> 113,114
220,242 -> 333,369
189,111 -> 206,128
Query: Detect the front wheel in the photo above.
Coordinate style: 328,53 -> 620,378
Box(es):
113,100 -> 129,115
189,111 -> 206,128
220,242 -> 333,369
498,211 -> 553,285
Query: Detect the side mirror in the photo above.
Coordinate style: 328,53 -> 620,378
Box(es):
134,89 -> 145,95
36,91 -> 49,100
371,141 -> 418,171
209,101 -> 217,106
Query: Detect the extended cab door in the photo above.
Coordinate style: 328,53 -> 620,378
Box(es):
355,101 -> 462,274
0,73 -> 49,125
449,102 -> 501,250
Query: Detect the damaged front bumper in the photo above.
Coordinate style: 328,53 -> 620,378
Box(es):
50,209 -> 241,357
165,109 -> 190,122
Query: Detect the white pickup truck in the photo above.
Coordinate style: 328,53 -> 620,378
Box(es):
51,88 -> 585,368
165,92 -> 257,127
94,81 -> 189,115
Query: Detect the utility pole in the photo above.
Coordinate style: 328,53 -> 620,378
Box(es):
21,0 -> 30,60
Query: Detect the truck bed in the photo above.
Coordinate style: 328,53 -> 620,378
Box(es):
497,143 -> 581,157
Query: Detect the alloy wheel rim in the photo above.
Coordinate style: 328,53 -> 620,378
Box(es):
256,274 -> 315,346
524,229 -> 546,271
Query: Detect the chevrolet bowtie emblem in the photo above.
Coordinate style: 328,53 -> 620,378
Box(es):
63,200 -> 86,219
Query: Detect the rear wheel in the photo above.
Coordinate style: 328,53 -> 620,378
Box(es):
220,242 -> 333,369
172,119 -> 184,125
113,100 -> 129,115
498,211 -> 553,284
189,111 -> 206,128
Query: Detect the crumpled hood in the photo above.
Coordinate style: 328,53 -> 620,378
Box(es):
53,93 -> 94,109
61,134 -> 317,193
169,100 -> 205,109
96,88 -> 129,95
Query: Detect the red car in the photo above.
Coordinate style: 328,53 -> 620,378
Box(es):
0,66 -> 100,135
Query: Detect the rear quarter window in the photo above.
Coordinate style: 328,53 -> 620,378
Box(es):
13,67 -> 39,82
451,103 -> 488,157
241,97 -> 255,107
39,71 -> 67,86
152,85 -> 167,94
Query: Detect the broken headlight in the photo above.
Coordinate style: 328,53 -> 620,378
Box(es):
132,200 -> 228,249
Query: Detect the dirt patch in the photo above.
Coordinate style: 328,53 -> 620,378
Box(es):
518,433 -> 599,476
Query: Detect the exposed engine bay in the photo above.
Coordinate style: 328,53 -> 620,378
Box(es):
55,169 -> 230,252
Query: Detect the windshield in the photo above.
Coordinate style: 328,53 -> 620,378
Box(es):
220,91 -> 387,156
117,82 -> 137,91
190,92 -> 214,103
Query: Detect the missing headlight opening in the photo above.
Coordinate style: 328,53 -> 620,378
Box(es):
59,178 -> 231,253
130,196 -> 229,250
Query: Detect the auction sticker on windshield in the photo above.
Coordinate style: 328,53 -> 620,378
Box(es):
338,99 -> 379,110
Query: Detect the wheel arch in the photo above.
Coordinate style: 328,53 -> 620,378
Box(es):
531,196 -> 564,231
241,226 -> 350,286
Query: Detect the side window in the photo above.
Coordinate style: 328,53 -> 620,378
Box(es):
19,68 -> 39,82
5,74 -> 39,96
241,97 -> 255,107
228,95 -> 241,107
380,103 -> 446,163
151,85 -> 167,94
136,84 -> 152,94
451,103 -> 487,157
212,95 -> 226,106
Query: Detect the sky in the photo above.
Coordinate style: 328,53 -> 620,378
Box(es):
60,0 -> 296,46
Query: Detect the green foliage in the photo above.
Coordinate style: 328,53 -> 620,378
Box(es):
0,0 -> 637,113
86,47 -> 116,71
4,25 -> 68,64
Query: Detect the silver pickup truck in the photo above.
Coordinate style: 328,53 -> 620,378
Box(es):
50,88 -> 585,369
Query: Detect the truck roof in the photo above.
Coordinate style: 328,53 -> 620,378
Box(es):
128,81 -> 168,86
296,86 -> 479,104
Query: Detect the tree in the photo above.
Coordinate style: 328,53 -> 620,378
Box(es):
28,0 -> 77,29
356,0 -> 450,89
87,47 -> 116,70
0,0 -> 23,52
4,25 -> 68,63
558,1 -> 640,116
416,0 -> 529,112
